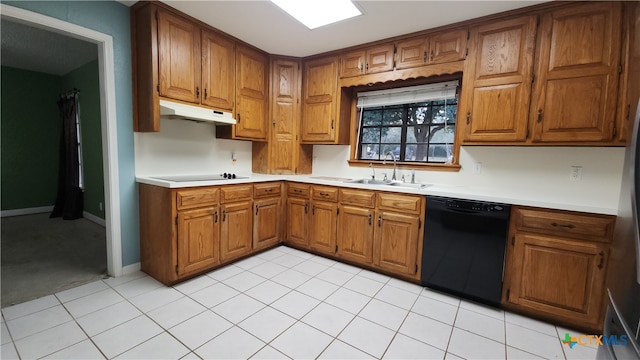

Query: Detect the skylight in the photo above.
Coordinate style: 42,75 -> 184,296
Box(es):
271,0 -> 362,30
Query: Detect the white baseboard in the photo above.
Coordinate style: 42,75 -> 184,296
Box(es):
122,262 -> 141,275
1,206 -> 53,217
83,211 -> 106,227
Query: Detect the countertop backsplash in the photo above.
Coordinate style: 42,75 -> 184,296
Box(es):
134,118 -> 625,215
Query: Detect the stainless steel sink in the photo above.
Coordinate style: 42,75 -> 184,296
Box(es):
344,178 -> 430,189
345,178 -> 391,185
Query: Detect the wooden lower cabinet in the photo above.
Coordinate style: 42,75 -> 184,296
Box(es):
308,186 -> 339,256
253,197 -> 281,251
503,206 -> 615,332
337,205 -> 375,264
373,210 -> 420,276
309,201 -> 338,255
177,206 -> 220,276
220,200 -> 253,262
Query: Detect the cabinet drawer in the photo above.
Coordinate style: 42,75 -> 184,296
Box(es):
254,182 -> 282,198
513,207 -> 615,243
176,188 -> 219,210
377,193 -> 423,215
312,186 -> 338,202
221,184 -> 253,203
288,183 -> 310,198
339,189 -> 375,208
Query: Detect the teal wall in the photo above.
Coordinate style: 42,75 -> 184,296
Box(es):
3,1 -> 139,267
1,67 -> 61,210
61,60 -> 105,219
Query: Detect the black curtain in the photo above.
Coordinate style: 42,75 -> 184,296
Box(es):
50,92 -> 83,220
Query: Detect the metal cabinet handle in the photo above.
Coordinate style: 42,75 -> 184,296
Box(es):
430,50 -> 434,62
312,205 -> 316,215
196,86 -> 200,98
304,203 -> 308,214
423,50 -> 427,63
204,88 -> 208,99
368,214 -> 372,225
222,210 -> 226,222
214,211 -> 218,223
598,251 -> 605,269
466,112 -> 471,125
331,119 -> 334,130
255,205 -> 259,215
272,119 -> 276,127
237,113 -> 241,123
377,215 -> 382,227
320,192 -> 329,197
537,109 -> 543,123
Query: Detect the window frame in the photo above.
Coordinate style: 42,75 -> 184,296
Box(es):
347,74 -> 463,172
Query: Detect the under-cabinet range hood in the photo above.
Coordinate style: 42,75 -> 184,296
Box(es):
159,99 -> 236,125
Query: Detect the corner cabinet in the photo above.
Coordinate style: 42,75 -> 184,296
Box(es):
301,56 -> 349,144
252,57 -> 313,174
503,206 -> 616,332
460,2 -> 625,145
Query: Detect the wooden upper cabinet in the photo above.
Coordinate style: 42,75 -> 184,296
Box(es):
530,2 -> 622,143
301,56 -> 340,143
396,29 -> 468,70
235,45 -> 268,140
157,9 -> 201,103
340,43 -> 395,77
201,29 -> 235,111
460,15 -> 537,142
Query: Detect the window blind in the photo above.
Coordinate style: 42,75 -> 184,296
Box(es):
356,80 -> 459,108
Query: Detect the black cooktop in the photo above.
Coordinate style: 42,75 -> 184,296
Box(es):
151,173 -> 248,182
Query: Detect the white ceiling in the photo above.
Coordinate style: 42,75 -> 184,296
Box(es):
0,1 -> 547,76
159,0 -> 548,57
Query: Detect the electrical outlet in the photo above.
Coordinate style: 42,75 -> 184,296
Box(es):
473,162 -> 482,175
231,152 -> 237,165
569,166 -> 583,181
313,156 -> 318,165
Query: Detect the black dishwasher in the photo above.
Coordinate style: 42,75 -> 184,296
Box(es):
422,196 -> 511,307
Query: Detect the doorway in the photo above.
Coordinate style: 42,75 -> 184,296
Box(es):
0,4 -> 123,305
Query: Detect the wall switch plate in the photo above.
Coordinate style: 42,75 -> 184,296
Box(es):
570,166 -> 583,181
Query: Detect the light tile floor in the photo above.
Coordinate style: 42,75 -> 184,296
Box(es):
1,246 -> 598,359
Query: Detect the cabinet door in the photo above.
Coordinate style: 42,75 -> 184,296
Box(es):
201,30 -> 235,111
177,207 -> 219,276
286,197 -> 309,247
220,201 -> 253,262
340,50 -> 365,78
373,211 -> 419,276
302,56 -> 338,142
365,44 -> 395,74
337,205 -> 374,264
157,9 -> 201,103
531,2 -> 622,142
395,37 -> 428,70
236,45 -> 268,140
461,16 -> 537,142
309,201 -> 338,255
506,232 -> 608,329
253,198 -> 281,251
269,59 -> 310,174
429,29 -> 468,64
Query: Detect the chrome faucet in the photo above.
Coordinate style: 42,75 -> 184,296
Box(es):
369,163 -> 375,180
383,151 -> 397,181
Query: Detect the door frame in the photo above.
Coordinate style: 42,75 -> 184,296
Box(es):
1,4 -> 123,277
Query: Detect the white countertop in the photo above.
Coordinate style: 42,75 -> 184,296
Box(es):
136,174 -> 618,215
